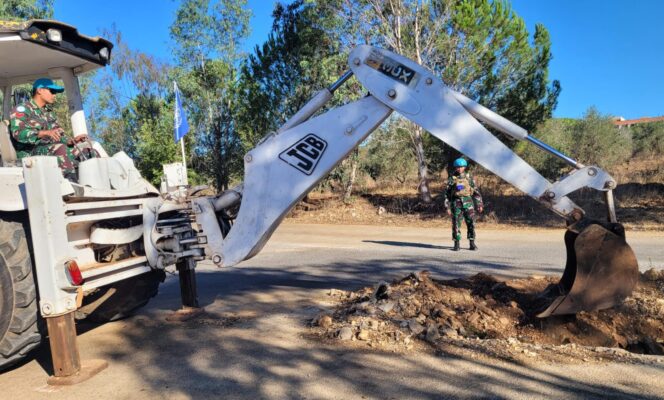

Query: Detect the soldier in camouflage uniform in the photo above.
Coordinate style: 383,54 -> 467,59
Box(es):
9,78 -> 98,181
444,158 -> 483,251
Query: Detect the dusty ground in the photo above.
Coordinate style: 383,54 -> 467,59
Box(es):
311,269 -> 664,365
1,224 -> 663,399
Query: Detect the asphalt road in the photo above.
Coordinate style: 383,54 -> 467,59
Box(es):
2,224 -> 663,399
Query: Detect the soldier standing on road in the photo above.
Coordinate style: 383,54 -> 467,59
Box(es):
444,158 -> 483,251
9,78 -> 98,181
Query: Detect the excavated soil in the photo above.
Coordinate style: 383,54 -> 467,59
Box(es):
310,269 -> 664,364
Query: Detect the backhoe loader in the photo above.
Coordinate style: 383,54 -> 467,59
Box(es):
0,20 -> 637,383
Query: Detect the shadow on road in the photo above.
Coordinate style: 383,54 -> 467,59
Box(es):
363,240 -> 451,250
81,256 -> 662,399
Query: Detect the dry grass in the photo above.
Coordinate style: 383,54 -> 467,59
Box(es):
288,156 -> 664,231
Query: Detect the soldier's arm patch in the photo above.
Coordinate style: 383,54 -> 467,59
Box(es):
10,113 -> 40,145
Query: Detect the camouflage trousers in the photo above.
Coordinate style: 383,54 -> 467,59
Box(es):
450,196 -> 476,241
31,142 -> 99,179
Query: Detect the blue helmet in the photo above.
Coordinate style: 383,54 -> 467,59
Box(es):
453,158 -> 468,168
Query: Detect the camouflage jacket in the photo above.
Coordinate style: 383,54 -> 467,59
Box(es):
444,171 -> 483,210
9,99 -> 67,158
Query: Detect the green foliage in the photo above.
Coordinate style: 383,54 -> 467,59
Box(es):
234,0 -> 561,197
90,89 -> 181,185
321,0 -> 560,179
362,121 -> 417,185
170,0 -> 251,190
83,0 -> 605,198
237,0 -> 364,195
106,28 -> 170,95
83,1 -> 251,190
430,0 -> 560,171
0,0 -> 53,20
171,0 -> 250,68
441,0 -> 561,125
133,98 -> 180,185
517,108 -> 633,179
85,29 -> 181,185
572,108 -> 633,168
629,121 -> 664,156
514,118 -> 574,178
87,71 -> 137,157
237,0 -> 342,147
176,59 -> 245,189
493,24 -> 561,132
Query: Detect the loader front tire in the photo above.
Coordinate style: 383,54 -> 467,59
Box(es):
0,216 -> 42,372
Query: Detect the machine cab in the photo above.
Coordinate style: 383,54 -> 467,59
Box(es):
0,20 -> 159,205
0,19 -> 112,165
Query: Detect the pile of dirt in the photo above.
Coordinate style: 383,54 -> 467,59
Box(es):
310,269 -> 664,364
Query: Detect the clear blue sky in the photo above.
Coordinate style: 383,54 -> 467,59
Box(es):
511,0 -> 664,120
54,0 -> 663,120
53,0 -> 277,60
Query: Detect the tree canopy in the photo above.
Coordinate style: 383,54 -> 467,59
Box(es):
6,0 -> 654,204
0,0 -> 53,20
86,0 -> 661,201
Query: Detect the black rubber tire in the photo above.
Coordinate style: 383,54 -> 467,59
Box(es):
77,270 -> 165,323
0,216 -> 41,372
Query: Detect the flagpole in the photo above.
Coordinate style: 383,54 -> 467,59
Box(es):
174,81 -> 188,186
180,137 -> 187,188
180,137 -> 187,171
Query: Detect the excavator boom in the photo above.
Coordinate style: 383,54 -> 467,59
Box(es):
192,45 -> 638,317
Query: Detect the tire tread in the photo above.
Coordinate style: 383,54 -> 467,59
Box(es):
0,217 -> 41,371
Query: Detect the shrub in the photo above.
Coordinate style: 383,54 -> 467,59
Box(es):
362,122 -> 416,186
571,108 -> 632,168
517,107 -> 632,179
629,121 -> 664,156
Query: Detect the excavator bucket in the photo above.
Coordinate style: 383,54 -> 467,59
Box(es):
536,220 -> 639,318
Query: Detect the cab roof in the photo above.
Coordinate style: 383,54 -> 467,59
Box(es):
0,20 -> 113,86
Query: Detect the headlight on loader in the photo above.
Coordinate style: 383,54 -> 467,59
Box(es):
47,28 -> 62,43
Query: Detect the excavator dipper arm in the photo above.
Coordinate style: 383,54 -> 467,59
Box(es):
346,46 -> 638,317
193,45 -> 638,317
348,46 -> 586,220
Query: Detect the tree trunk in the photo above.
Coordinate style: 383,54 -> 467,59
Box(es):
213,120 -> 226,191
411,124 -> 432,203
343,149 -> 359,202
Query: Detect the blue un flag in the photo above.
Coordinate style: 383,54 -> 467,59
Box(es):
174,82 -> 189,143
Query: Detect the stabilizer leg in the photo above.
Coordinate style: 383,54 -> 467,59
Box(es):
167,258 -> 205,322
177,258 -> 199,308
46,312 -> 108,385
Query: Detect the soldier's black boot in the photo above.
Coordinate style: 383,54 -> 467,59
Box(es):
469,240 -> 477,251
453,240 -> 460,251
